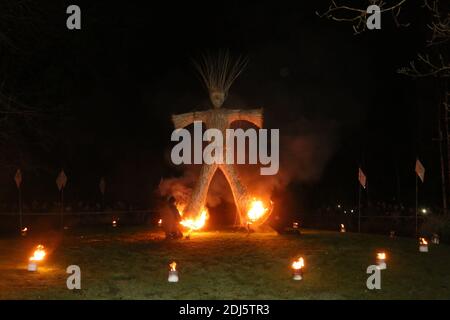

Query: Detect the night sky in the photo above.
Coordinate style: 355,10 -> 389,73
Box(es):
0,1 -> 442,214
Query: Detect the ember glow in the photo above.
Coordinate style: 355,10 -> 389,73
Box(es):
29,245 -> 46,262
419,238 -> 428,245
292,257 -> 304,270
247,199 -> 269,223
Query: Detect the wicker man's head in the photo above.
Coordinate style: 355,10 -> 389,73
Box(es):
194,51 -> 247,109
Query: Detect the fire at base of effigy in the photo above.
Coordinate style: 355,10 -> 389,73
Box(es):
175,197 -> 273,234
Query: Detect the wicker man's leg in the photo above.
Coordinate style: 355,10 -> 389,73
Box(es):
184,163 -> 218,218
219,163 -> 251,226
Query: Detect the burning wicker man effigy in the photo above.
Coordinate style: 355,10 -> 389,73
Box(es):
170,51 -> 274,232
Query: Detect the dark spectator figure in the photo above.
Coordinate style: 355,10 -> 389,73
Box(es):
162,196 -> 183,239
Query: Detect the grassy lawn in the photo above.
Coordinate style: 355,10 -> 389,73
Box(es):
1,227 -> 449,299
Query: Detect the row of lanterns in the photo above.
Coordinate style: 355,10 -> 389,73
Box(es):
24,221 -> 441,279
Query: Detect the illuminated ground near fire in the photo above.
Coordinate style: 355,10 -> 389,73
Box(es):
1,228 -> 450,299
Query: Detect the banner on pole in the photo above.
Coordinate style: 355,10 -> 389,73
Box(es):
99,177 -> 106,195
56,170 -> 68,191
14,169 -> 22,189
358,167 -> 367,189
415,159 -> 425,183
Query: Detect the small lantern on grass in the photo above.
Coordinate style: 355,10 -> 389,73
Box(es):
158,219 -> 163,227
431,233 -> 439,245
291,257 -> 304,281
376,252 -> 387,270
419,238 -> 428,252
293,222 -> 299,229
389,231 -> 395,239
340,224 -> 346,233
112,219 -> 118,228
168,262 -> 179,282
21,227 -> 28,237
27,245 -> 46,272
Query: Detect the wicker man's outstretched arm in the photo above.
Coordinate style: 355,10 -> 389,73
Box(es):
226,108 -> 263,128
171,110 -> 209,129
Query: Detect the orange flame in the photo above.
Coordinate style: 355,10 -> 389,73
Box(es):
29,245 -> 46,262
169,262 -> 177,271
377,252 -> 386,260
180,208 -> 209,231
419,237 -> 428,245
292,257 -> 304,270
247,199 -> 269,223
176,202 -> 209,231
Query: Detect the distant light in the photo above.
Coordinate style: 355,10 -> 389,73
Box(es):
421,208 -> 427,214
21,227 -> 28,236
350,209 -> 354,213
337,204 -> 341,209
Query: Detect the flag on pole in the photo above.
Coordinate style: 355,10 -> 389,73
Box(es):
99,177 -> 106,195
14,169 -> 22,189
56,170 -> 68,191
358,167 -> 367,189
415,159 -> 425,183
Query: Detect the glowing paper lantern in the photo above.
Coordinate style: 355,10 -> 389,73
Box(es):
419,238 -> 428,252
27,245 -> 46,272
376,252 -> 387,270
168,262 -> 179,282
292,257 -> 304,281
21,227 -> 28,237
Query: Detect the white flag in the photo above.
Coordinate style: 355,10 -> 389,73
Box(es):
415,159 -> 425,183
358,168 -> 367,189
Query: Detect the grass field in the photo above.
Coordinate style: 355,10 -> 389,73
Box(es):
1,227 -> 449,299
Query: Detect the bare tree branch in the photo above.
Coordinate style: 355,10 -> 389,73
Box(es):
316,0 -> 409,34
